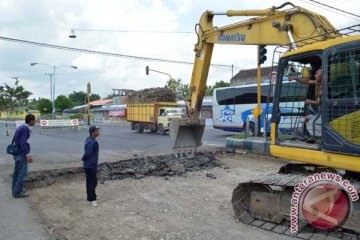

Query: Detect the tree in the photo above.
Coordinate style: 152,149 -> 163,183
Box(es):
179,83 -> 190,98
165,79 -> 182,92
27,98 -> 39,110
55,95 -> 74,112
68,91 -> 87,105
0,78 -> 32,110
90,94 -> 101,101
37,98 -> 52,114
69,91 -> 101,105
210,80 -> 230,95
204,85 -> 213,96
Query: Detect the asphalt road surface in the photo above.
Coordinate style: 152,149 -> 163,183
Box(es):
0,123 -> 233,170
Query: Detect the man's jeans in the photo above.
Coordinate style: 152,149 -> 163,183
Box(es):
12,154 -> 28,197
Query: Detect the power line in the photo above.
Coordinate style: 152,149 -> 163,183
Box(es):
306,0 -> 360,18
72,28 -> 193,34
0,35 -> 238,69
299,0 -> 359,22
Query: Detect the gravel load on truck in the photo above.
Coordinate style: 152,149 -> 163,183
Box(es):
127,87 -> 176,103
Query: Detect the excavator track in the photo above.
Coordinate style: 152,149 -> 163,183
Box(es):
232,172 -> 360,239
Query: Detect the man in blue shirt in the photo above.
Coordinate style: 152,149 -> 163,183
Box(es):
82,126 -> 100,207
12,114 -> 35,198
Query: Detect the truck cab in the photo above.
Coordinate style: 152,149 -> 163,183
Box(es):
157,107 -> 184,135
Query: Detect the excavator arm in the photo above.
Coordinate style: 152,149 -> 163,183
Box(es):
170,2 -> 339,149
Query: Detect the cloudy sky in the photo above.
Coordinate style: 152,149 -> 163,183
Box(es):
0,0 -> 358,100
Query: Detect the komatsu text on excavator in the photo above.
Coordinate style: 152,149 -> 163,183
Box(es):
170,2 -> 360,234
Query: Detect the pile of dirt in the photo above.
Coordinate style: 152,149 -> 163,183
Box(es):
127,87 -> 177,103
26,152 -> 220,189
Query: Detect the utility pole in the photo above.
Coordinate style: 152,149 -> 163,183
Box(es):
45,73 -> 54,110
30,62 -> 77,119
10,76 -> 19,120
87,82 -> 91,125
255,45 -> 267,137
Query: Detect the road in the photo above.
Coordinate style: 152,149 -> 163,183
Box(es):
0,123 -> 234,170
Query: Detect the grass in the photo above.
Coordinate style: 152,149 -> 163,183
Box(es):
232,133 -> 249,139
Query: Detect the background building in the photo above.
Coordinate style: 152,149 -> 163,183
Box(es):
230,66 -> 277,86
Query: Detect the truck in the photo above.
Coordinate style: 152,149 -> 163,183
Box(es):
169,2 -> 360,234
127,102 -> 183,135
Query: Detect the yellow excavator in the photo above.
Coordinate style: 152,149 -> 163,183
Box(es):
170,2 -> 360,233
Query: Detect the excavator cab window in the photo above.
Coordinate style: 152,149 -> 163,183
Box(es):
324,47 -> 360,151
273,56 -> 322,148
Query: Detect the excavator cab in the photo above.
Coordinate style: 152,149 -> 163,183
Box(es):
271,42 -> 360,156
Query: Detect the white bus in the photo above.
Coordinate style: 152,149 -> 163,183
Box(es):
212,78 -> 307,135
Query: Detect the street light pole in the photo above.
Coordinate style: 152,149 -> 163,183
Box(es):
30,62 -> 77,119
52,65 -> 56,119
45,73 -> 54,107
87,82 -> 91,126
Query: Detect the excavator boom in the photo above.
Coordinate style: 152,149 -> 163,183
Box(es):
170,2 -> 339,149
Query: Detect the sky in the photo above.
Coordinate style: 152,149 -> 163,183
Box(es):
0,0 -> 359,100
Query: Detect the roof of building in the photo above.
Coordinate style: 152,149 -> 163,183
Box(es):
90,104 -> 127,112
231,66 -> 277,80
176,96 -> 212,107
90,99 -> 113,106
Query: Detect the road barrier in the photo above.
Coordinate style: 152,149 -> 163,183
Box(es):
40,119 -> 79,133
0,120 -> 24,136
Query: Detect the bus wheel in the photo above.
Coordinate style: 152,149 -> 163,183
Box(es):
244,122 -> 255,136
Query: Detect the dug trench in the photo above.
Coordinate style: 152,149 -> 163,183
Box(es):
26,151 -> 221,190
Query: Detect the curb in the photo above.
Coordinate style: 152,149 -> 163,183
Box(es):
226,137 -> 270,156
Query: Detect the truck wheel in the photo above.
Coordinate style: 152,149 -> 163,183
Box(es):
150,129 -> 157,133
158,124 -> 166,135
135,123 -> 144,133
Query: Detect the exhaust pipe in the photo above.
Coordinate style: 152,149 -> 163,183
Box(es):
169,118 -> 205,149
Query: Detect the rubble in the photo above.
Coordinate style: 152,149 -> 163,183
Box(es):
26,152 -> 220,189
206,173 -> 217,179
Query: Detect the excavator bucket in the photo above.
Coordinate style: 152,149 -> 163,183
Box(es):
169,118 -> 205,149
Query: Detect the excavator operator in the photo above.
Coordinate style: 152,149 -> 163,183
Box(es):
289,67 -> 322,107
289,66 -> 323,143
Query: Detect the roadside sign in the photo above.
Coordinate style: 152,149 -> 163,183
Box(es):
40,120 -> 49,126
109,110 -> 126,117
39,119 -> 79,133
71,119 -> 78,125
40,119 -> 79,127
